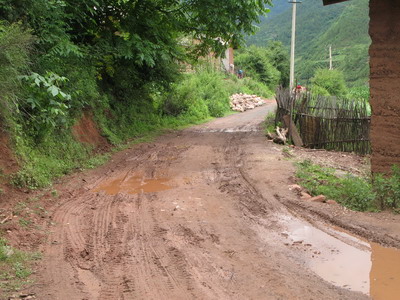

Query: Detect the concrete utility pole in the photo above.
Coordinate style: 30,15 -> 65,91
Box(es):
329,45 -> 333,70
289,1 -> 302,91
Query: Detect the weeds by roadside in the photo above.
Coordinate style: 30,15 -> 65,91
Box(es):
264,111 -> 276,134
374,165 -> 400,212
296,160 -> 374,211
0,237 -> 41,296
295,160 -> 400,212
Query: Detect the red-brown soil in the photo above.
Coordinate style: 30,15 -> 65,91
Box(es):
72,111 -> 109,152
2,103 -> 400,300
0,128 -> 18,175
0,128 -> 24,216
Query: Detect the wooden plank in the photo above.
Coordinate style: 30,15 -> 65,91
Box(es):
283,115 -> 303,147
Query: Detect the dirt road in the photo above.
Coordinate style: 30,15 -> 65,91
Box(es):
33,102 -> 396,299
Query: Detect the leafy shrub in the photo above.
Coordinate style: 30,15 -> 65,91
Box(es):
19,72 -> 72,139
235,45 -> 281,90
338,175 -> 375,211
265,41 -> 290,87
161,68 -> 230,118
239,78 -> 272,97
311,85 -> 330,97
264,111 -> 276,133
310,69 -> 348,97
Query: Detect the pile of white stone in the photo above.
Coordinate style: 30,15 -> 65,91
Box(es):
230,93 -> 265,112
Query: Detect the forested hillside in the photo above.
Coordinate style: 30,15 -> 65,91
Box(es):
247,0 -> 370,86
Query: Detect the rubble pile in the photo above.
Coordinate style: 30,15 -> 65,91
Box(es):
229,93 -> 265,112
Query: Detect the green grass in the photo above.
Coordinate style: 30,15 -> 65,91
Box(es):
296,160 -> 400,212
264,111 -> 277,134
0,237 -> 41,295
18,218 -> 32,228
10,130 -> 97,189
296,160 -> 375,211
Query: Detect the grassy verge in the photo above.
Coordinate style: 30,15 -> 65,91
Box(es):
296,160 -> 400,212
0,238 -> 41,296
296,160 -> 374,211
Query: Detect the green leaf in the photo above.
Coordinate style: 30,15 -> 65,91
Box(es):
48,86 -> 59,97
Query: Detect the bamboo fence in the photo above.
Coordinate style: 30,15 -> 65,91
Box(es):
275,87 -> 371,155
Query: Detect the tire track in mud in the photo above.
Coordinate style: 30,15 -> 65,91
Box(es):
123,193 -> 195,300
216,132 -> 280,218
40,142 -> 197,299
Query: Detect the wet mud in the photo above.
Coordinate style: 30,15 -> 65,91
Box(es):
93,175 -> 172,195
32,103 -> 398,300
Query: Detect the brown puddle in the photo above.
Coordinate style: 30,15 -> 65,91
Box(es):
370,242 -> 400,300
278,215 -> 400,299
93,175 -> 172,195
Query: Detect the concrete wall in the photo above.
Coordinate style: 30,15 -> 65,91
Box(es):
221,48 -> 234,74
369,0 -> 400,174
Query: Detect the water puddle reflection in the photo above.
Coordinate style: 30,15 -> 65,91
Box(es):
93,175 -> 172,195
279,215 -> 400,299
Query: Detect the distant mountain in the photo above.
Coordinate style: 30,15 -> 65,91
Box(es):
248,0 -> 370,86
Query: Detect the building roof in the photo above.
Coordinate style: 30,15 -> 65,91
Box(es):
322,0 -> 349,5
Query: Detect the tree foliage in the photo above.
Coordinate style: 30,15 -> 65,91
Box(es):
265,41 -> 290,87
0,0 -> 272,133
234,45 -> 281,89
0,23 -> 33,123
0,0 -> 272,64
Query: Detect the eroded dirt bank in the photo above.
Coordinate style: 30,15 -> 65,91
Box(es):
30,102 -> 400,300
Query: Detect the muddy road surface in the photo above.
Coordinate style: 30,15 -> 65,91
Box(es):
34,102 -> 398,299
